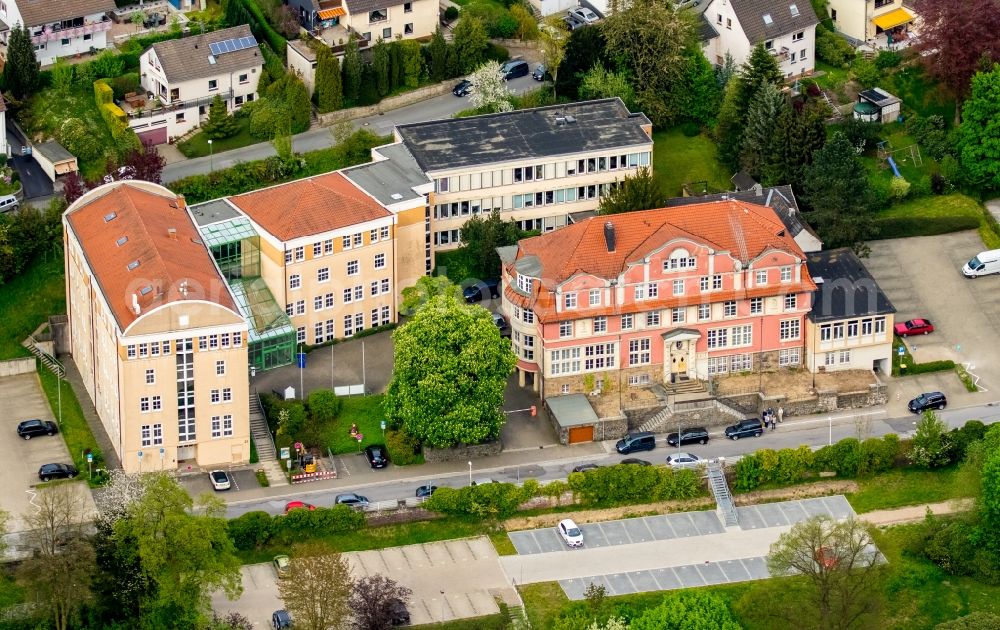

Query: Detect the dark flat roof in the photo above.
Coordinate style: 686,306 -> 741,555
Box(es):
395,98 -> 652,173
806,248 -> 896,322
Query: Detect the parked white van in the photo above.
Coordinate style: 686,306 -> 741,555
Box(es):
0,195 -> 18,213
963,249 -> 1000,278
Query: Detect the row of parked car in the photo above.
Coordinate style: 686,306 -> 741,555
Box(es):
16,419 -> 81,481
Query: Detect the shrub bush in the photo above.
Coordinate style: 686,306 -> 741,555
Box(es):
858,435 -> 900,475
875,50 -> 903,70
444,5 -> 459,20
733,452 -> 764,491
228,511 -> 275,551
875,216 -> 979,239
567,463 -> 702,505
307,389 -> 343,423
814,437 -> 862,477
110,73 -> 141,100
906,115 -> 953,161
948,420 -> 987,464
271,505 -> 365,544
816,29 -> 856,67
424,482 -> 533,519
889,176 -> 911,199
384,429 -> 421,466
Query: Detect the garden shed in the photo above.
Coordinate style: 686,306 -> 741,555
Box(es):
33,141 -> 78,182
856,88 -> 901,124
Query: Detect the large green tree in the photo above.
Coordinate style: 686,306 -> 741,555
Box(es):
579,63 -> 635,108
554,25 -> 607,99
630,591 -> 741,630
3,25 -> 40,99
203,95 -> 239,139
958,65 -> 1000,190
456,209 -> 520,278
740,83 -> 786,179
762,97 -> 828,189
714,43 -> 784,170
342,35 -> 363,104
452,16 -> 489,73
767,515 -> 885,630
598,167 -> 663,215
400,275 -> 464,315
372,38 -> 391,97
314,46 -> 343,113
428,27 -> 449,82
385,294 -> 516,448
802,133 -> 875,253
278,542 -> 353,630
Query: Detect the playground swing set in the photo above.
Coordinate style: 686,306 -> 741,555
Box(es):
877,140 -> 923,177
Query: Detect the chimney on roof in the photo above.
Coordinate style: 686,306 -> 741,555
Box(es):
604,221 -> 616,253
167,228 -> 177,239
131,294 -> 141,316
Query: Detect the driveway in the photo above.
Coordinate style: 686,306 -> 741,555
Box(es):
0,373 -> 96,532
9,154 -> 53,199
862,232 -> 1000,404
212,537 -> 517,626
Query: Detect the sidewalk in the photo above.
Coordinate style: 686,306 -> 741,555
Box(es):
61,356 -> 122,471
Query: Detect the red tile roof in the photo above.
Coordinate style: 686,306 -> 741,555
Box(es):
228,171 -> 391,241
65,182 -> 238,331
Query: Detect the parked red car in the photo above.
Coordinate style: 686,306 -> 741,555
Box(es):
894,318 -> 934,337
284,501 -> 317,514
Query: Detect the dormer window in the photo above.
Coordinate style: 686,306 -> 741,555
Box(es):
663,248 -> 696,272
516,273 -> 534,294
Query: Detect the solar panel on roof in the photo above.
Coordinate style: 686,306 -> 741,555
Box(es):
207,35 -> 258,57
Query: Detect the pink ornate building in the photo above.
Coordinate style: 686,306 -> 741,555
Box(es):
498,199 -> 817,398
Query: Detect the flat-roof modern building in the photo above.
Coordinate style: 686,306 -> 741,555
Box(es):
64,181 -> 251,473
393,98 -> 654,250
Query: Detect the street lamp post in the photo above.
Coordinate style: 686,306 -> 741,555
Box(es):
208,139 -> 213,172
468,461 -> 472,486
298,343 -> 304,399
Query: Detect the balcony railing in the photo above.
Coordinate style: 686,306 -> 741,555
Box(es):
124,89 -> 235,122
31,16 -> 111,44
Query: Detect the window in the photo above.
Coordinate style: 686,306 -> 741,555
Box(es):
343,288 -> 353,303
583,343 -> 616,371
354,286 -> 363,301
784,294 -> 797,311
707,356 -> 728,375
381,279 -> 390,294
211,389 -> 220,404
593,316 -> 607,333
285,250 -> 293,264
756,270 -> 768,285
793,30 -> 804,41
723,301 -> 737,317
140,397 -> 150,413
726,17 -> 732,29
647,283 -> 659,298
295,300 -> 305,315
523,310 -> 535,324
707,328 -> 728,349
522,335 -> 535,361
629,338 -> 651,365
589,289 -> 601,306
700,276 -> 709,291
369,9 -> 387,22
175,112 -> 185,123
698,304 -> 711,321
216,360 -> 226,375
801,48 -> 807,60
646,311 -> 660,327
199,338 -> 207,351
516,274 -> 534,294
559,321 -> 573,338
716,12 -> 722,24
344,315 -> 354,337
875,317 -> 886,334
672,307 -> 686,323
564,293 -> 577,309
383,27 -> 391,38
847,320 -> 859,337
824,351 -> 836,366
672,279 -> 684,296
765,39 -> 774,49
127,345 -> 136,359
208,79 -> 218,91
820,324 -> 832,341
141,424 -> 152,447
404,22 -> 413,34
780,319 -> 800,341
316,267 -> 329,282
861,318 -> 873,335
833,322 -> 844,339
712,275 -> 723,290
289,274 -> 301,290
211,416 -> 222,438
750,297 -> 763,315
634,284 -> 646,300
550,347 -> 581,375
374,253 -> 385,269
380,226 -> 389,240
839,350 -> 851,364
293,246 -> 304,261
222,387 -> 232,402
152,423 -> 163,445
370,281 -> 379,297
730,353 -> 753,372
781,266 -> 792,282
404,1 -> 412,10
734,324 -> 752,347
234,95 -> 244,106
223,415 -> 233,437
347,260 -> 359,276
663,255 -> 696,271
314,296 -> 324,311
779,348 -> 800,366
561,384 -> 571,394
145,369 -> 155,384
297,327 -> 306,343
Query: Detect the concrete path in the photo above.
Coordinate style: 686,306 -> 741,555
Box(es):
860,498 -> 975,526
61,356 -> 122,471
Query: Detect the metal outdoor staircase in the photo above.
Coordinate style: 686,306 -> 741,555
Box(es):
707,460 -> 739,528
23,336 -> 63,377
249,390 -> 275,462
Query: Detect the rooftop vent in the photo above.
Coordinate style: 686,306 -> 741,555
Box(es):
191,237 -> 202,245
814,276 -> 824,284
116,236 -> 128,246
131,294 -> 141,315
777,229 -> 786,237
208,55 -> 217,65
390,193 -> 403,200
127,260 -> 140,271
167,228 -> 177,239
104,212 -> 117,223
604,221 -> 616,253
555,116 -> 566,125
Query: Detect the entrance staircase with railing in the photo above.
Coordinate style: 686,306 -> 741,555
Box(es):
707,460 -> 739,528
250,389 -> 289,486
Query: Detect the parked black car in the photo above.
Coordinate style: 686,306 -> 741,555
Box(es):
665,427 -> 709,447
908,391 -> 947,413
572,463 -> 600,473
501,60 -> 530,80
492,312 -> 510,337
38,463 -> 78,482
271,610 -> 292,629
452,79 -> 473,96
463,279 -> 499,302
620,458 -> 652,466
17,419 -> 58,440
416,484 -> 438,498
532,64 -> 549,81
724,419 -> 764,440
364,445 -> 389,469
386,597 -> 411,625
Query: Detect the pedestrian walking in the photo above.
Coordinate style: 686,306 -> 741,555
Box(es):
778,406 -> 784,423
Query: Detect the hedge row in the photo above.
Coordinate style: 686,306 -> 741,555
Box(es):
874,215 -> 980,240
567,463 -> 703,506
425,482 -> 536,519
94,79 -> 139,154
227,504 -> 364,551
734,435 -> 901,491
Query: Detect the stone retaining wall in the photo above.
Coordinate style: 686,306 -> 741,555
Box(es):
316,81 -> 454,126
0,357 -> 35,377
423,439 -> 502,463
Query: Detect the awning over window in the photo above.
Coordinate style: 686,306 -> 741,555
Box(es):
872,7 -> 915,30
318,7 -> 346,18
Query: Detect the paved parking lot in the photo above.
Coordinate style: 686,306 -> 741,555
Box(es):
0,373 -> 95,532
179,469 -> 261,498
560,556 -> 772,599
213,537 -> 517,626
864,232 -> 1000,398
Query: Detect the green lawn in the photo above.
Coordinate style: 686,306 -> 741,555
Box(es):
882,64 -> 957,125
873,193 -> 985,240
652,127 -> 731,198
177,116 -> 257,158
0,256 -> 66,360
37,367 -> 107,486
847,466 -> 971,513
324,394 -> 389,454
861,125 -> 939,186
813,60 -> 851,93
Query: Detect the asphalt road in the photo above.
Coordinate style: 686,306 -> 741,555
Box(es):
222,401 -> 1000,519
161,74 -> 542,183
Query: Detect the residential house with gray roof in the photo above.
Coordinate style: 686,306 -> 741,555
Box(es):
700,0 -> 819,77
135,25 -> 263,144
284,0 -> 436,54
0,0 -> 115,66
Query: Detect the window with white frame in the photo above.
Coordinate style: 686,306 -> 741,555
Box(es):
820,324 -> 832,341
698,304 -> 711,320
374,253 -> 385,269
516,274 -> 534,293
712,275 -> 723,290
647,283 -> 659,298
839,350 -> 851,364
223,388 -> 232,402
781,266 -> 792,282
824,352 -> 836,366
730,353 -> 753,372
629,374 -> 651,386
151,396 -> 161,411
847,320 -> 858,337
211,416 -> 222,438
353,233 -> 362,247
313,242 -> 322,257
784,294 -> 797,311
672,279 -> 684,296
671,307 -> 686,323
145,369 -> 155,384
223,415 -> 233,436
861,319 -> 873,335
874,317 -> 886,334
523,310 -> 535,324
723,301 -> 736,317
522,335 -> 535,361
286,303 -> 294,316
734,324 -> 752,346
833,322 -> 844,339
779,347 -> 800,366
707,328 -> 728,349
294,246 -> 304,261
127,345 -> 136,359
344,315 -> 354,337
381,279 -> 390,294
629,338 -> 651,365
141,424 -> 152,446
152,423 -> 163,445
297,327 -> 305,343
663,251 -> 696,271
559,321 -> 573,338
593,316 -> 607,333
646,311 -> 660,327
700,276 -> 709,291
342,235 -> 352,249
354,285 -> 363,300
318,267 -> 329,282
583,343 -> 616,370
380,226 -> 389,240
216,360 -> 226,375
550,347 -> 581,375
621,314 -> 633,330
285,250 -> 293,264
289,274 -> 301,290
314,296 -> 324,311
589,289 -> 601,306
347,260 -> 359,276
140,397 -> 150,413
139,343 -> 148,358
750,297 -> 763,315
707,356 -> 728,375
211,389 -> 220,404
370,281 -> 379,297
634,284 -> 646,300
561,384 -> 570,394
780,319 -> 800,340
564,293 -> 577,308
756,270 -> 768,285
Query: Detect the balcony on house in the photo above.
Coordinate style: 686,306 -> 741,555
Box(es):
30,15 -> 112,45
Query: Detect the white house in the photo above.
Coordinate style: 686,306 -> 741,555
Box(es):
826,0 -> 917,48
0,0 -> 115,66
134,24 -> 263,144
701,0 -> 819,77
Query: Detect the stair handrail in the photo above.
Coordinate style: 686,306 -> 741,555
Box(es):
25,334 -> 65,378
253,387 -> 278,459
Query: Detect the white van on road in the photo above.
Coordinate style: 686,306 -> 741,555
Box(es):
963,249 -> 1000,278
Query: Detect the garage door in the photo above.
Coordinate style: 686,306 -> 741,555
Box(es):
137,126 -> 168,146
568,426 -> 594,444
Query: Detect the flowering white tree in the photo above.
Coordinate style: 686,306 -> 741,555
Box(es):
469,60 -> 513,113
94,470 -> 147,529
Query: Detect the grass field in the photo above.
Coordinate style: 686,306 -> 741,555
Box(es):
847,466 -> 970,513
873,193 -> 985,240
37,367 -> 107,486
177,116 -> 256,158
652,127 -> 731,198
0,256 -> 66,360
861,126 -> 940,187
324,394 -> 389,455
21,85 -> 117,180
